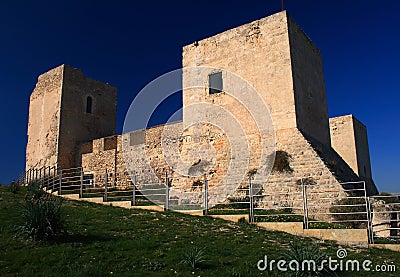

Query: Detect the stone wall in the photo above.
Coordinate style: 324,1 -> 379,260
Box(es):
288,16 -> 330,146
81,124 -> 364,216
26,66 -> 63,169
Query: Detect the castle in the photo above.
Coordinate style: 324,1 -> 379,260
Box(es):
26,11 -> 378,208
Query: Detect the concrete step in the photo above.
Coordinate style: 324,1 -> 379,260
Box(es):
61,194 -> 80,200
132,205 -> 164,212
78,197 -> 104,204
106,201 -> 132,208
175,210 -> 204,216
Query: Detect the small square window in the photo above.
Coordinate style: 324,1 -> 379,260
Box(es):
209,72 -> 223,94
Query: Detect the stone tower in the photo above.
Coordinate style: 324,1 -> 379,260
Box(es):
183,11 -> 330,146
181,11 -> 377,194
26,64 -> 117,170
330,115 -> 373,180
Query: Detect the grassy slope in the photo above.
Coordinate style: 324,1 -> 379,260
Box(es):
0,186 -> 399,276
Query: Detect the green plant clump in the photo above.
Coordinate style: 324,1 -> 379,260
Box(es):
282,239 -> 329,277
272,150 -> 293,173
9,181 -> 20,194
26,182 -> 46,199
180,246 -> 206,269
16,193 -> 64,240
296,177 -> 316,186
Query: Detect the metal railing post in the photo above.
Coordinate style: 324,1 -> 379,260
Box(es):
58,168 -> 63,195
41,167 -> 45,188
47,166 -> 50,190
37,168 -> 42,188
367,196 -> 374,244
52,166 -> 56,192
165,172 -> 169,211
363,181 -> 373,244
80,168 -> 83,198
249,176 -> 254,223
132,172 -> 136,206
104,169 -> 108,202
204,174 -> 208,215
301,178 -> 309,229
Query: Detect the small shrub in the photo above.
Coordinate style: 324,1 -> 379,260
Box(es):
282,239 -> 329,276
9,181 -> 20,194
247,168 -> 258,178
329,197 -> 367,228
154,249 -> 165,258
237,217 -> 248,225
181,246 -> 206,269
16,194 -> 64,240
192,180 -> 203,190
296,177 -> 316,186
26,182 -> 46,199
272,151 -> 293,173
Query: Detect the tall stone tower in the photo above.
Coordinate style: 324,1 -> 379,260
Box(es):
26,64 -> 117,170
181,11 -> 377,194
183,11 -> 330,146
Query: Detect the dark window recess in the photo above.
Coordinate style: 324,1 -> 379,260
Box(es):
209,72 -> 223,94
83,174 -> 94,186
86,96 -> 93,113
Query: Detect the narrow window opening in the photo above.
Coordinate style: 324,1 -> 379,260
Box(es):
209,72 -> 223,94
86,96 -> 93,114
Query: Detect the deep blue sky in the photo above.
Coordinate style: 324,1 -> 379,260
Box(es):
0,1 -> 398,192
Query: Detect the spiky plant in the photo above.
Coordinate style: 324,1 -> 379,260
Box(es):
281,239 -> 329,277
16,194 -> 64,240
181,246 -> 206,269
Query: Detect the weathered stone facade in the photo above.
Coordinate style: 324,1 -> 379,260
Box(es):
26,11 -> 378,209
26,64 -> 117,169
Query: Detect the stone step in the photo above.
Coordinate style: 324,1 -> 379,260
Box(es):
61,194 -> 80,200
133,205 -> 164,212
175,210 -> 204,216
78,197 -> 104,204
106,201 -> 132,208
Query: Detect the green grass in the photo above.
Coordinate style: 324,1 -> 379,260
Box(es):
1,185 -> 399,276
